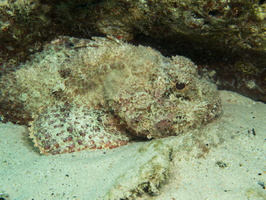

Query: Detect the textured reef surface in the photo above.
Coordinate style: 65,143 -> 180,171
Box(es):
0,36 -> 221,155
1,1 -> 265,102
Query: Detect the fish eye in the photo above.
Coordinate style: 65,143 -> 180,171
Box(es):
175,82 -> 186,90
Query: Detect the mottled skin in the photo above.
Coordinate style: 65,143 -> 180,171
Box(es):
0,36 -> 221,154
29,103 -> 131,155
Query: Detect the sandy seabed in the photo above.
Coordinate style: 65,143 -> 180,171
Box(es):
0,90 -> 265,200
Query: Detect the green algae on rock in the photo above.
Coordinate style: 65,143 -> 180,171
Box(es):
0,0 -> 54,74
0,36 -> 221,155
91,0 -> 266,51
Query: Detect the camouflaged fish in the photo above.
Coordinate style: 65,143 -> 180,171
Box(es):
0,36 -> 221,155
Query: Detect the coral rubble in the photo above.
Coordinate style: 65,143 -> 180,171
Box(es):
0,36 -> 221,155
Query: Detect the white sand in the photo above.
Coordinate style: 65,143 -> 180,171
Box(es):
0,90 -> 265,200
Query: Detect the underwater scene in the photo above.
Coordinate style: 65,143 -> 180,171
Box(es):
0,1 -> 265,199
